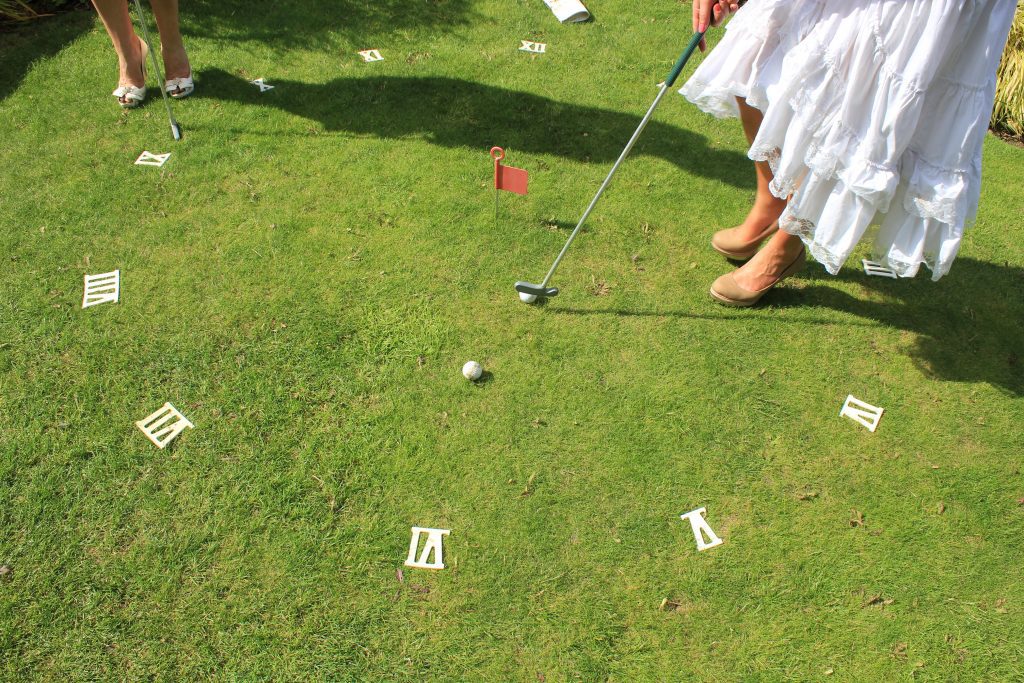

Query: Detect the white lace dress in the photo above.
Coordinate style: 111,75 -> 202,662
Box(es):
680,0 -> 1017,279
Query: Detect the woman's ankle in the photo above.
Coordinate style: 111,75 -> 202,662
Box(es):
736,203 -> 785,238
118,35 -> 145,86
733,234 -> 803,289
161,44 -> 191,80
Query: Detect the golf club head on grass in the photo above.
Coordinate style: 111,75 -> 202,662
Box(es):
171,121 -> 182,141
515,281 -> 559,298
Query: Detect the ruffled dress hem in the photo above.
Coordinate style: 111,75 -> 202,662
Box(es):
679,0 -> 1014,280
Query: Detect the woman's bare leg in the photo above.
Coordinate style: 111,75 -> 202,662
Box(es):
150,0 -> 190,83
735,97 -> 788,239
724,97 -> 805,290
91,0 -> 145,98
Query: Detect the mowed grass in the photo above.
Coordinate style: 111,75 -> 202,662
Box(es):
2,1 -> 1023,680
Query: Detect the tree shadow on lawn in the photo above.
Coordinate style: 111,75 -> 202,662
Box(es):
181,0 -> 474,47
789,257 -> 1024,395
0,8 -> 94,103
0,0 -> 475,101
554,257 -> 1024,396
198,68 -> 754,187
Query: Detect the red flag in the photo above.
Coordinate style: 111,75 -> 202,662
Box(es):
490,146 -> 528,195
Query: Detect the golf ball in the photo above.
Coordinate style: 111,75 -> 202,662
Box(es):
519,292 -> 538,304
462,361 -> 483,381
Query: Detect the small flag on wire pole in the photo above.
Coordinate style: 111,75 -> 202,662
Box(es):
490,146 -> 528,230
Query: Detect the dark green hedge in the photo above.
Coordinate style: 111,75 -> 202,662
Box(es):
1,0 -> 89,23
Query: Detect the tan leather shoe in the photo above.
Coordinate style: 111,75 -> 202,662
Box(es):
710,246 -> 806,307
711,221 -> 780,260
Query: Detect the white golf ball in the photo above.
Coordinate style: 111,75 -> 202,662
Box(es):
519,292 -> 538,304
462,361 -> 483,381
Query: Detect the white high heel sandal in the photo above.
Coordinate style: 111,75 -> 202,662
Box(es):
165,73 -> 194,99
112,38 -> 148,108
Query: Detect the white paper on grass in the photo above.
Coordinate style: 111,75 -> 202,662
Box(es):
862,259 -> 898,279
680,507 -> 724,551
82,270 -> 120,308
541,0 -> 590,23
519,40 -> 547,54
251,78 -> 274,92
136,402 -> 194,449
358,49 -> 384,62
135,151 -> 170,167
404,527 -> 451,569
840,395 -> 885,432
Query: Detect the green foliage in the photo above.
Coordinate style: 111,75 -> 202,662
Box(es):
0,0 -> 86,23
0,0 -> 37,22
992,7 -> 1024,139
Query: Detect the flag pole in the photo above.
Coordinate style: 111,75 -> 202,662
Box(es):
490,146 -> 504,232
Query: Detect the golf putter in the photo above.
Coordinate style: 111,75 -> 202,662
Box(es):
132,0 -> 182,141
515,7 -> 738,299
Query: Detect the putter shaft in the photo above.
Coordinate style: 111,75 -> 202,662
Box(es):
528,29 -> 708,293
132,0 -> 181,141
538,83 -> 672,289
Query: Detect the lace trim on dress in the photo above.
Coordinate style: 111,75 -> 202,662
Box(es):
780,212 -> 949,281
752,136 -> 978,229
778,215 -> 840,274
746,50 -> 983,224
903,154 -> 980,227
682,78 -> 760,119
689,43 -> 989,189
884,253 -> 942,280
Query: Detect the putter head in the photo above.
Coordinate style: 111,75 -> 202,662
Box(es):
515,281 -> 559,298
171,121 -> 182,141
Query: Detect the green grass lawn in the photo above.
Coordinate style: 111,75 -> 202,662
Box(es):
2,1 -> 1023,680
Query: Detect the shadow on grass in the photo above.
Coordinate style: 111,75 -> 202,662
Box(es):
1,0 -> 475,102
551,307 -> 891,331
554,257 -> 1024,395
796,257 -> 1023,395
0,8 -> 93,103
198,68 -> 754,187
181,0 -> 473,47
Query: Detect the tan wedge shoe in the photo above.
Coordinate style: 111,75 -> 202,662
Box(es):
711,221 -> 780,260
710,246 -> 806,307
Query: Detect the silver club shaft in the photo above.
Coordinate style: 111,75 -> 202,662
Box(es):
539,83 -> 672,288
131,0 -> 179,133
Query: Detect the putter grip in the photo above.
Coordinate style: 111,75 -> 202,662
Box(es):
664,31 -> 704,88
664,0 -> 748,88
